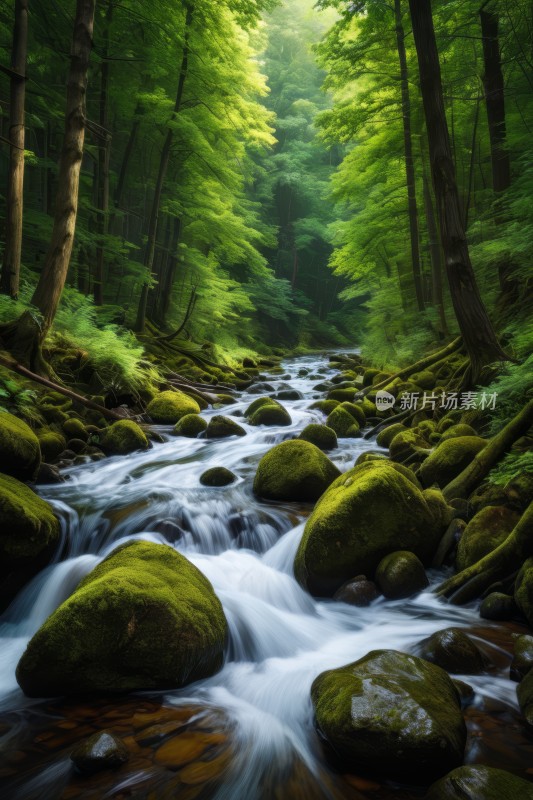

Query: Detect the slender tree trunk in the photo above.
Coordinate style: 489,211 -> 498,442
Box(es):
408,0 -> 508,384
110,104 -> 141,234
156,216 -> 181,324
31,0 -> 96,334
94,0 -> 114,306
1,0 -> 29,299
422,154 -> 447,335
394,0 -> 424,311
134,4 -> 192,333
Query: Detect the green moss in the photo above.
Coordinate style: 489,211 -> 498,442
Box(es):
309,399 -> 339,415
299,424 -> 337,451
456,505 -> 520,571
440,423 -> 478,441
326,406 -> 360,438
244,396 -> 274,418
206,415 -> 246,438
515,558 -> 533,629
294,461 -> 447,596
0,410 -> 41,481
354,451 -> 389,466
389,428 -> 428,461
376,551 -> 428,599
63,417 -> 89,442
0,472 -> 60,564
253,439 -> 341,503
147,390 -> 201,424
249,402 -> 291,427
311,649 -> 466,782
173,414 -> 208,438
327,387 -> 356,403
339,401 -> 366,427
417,419 -> 437,437
41,392 -> 72,411
419,436 -> 487,488
200,467 -> 237,487
360,397 -> 377,417
426,766 -> 533,800
37,430 -> 66,462
376,423 -> 407,449
216,394 -> 236,406
16,540 -> 228,697
99,420 -> 150,455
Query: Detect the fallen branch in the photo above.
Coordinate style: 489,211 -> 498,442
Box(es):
443,398 -> 533,500
0,353 -> 126,422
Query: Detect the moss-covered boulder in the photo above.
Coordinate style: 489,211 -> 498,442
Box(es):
200,467 -> 236,487
363,368 -> 380,387
375,551 -> 429,599
311,649 -> 466,783
514,558 -> 533,628
414,628 -> 485,674
354,451 -> 389,466
173,414 -> 207,438
517,665 -> 533,727
0,473 -> 60,610
299,424 -> 337,451
376,423 -> 407,449
63,417 -> 89,442
479,592 -> 517,621
338,401 -> 366,427
327,387 -> 356,403
411,370 -> 436,390
426,766 -> 533,800
249,402 -> 291,427
147,390 -> 201,424
205,415 -> 246,438
253,440 -> 340,503
440,423 -> 478,441
456,506 -> 520,571
511,635 -> 533,682
16,540 -> 228,696
326,406 -> 360,438
294,461 -> 448,596
99,420 -> 150,456
244,396 -> 274,418
418,436 -> 487,488
37,430 -> 66,462
0,410 -> 41,481
389,428 -> 429,462
309,399 -> 339,416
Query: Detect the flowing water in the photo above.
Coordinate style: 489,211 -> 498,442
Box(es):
0,353 -> 531,799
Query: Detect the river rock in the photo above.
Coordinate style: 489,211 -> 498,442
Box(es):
426,765 -> 533,799
376,422 -> 407,449
173,413 -> 208,438
294,461 -> 450,596
311,649 -> 466,783
63,417 -> 89,442
99,420 -> 151,455
71,731 -> 129,775
0,472 -> 61,611
338,401 -> 366,426
511,634 -> 533,682
514,558 -> 533,627
200,467 -> 236,487
205,415 -> 246,438
456,505 -> 520,571
16,540 -> 228,696
147,390 -> 201,424
326,406 -> 360,438
0,410 -> 41,480
414,628 -> 485,674
298,424 -> 337,451
440,423 -> 478,441
375,550 -> 429,599
253,440 -> 340,503
389,428 -> 428,461
333,575 -> 379,607
418,436 -> 487,489
249,401 -> 291,427
479,592 -> 517,621
37,430 -> 66,462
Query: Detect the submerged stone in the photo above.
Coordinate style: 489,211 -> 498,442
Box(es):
71,731 -> 129,775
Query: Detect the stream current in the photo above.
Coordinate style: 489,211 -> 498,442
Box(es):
0,352 -> 531,799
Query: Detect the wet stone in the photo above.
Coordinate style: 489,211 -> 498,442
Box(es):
70,731 -> 129,775
333,576 -> 379,607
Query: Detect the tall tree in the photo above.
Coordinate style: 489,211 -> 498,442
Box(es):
0,0 -> 29,299
408,0 -> 508,382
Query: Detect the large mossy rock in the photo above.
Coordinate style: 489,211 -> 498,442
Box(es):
99,420 -> 150,456
0,410 -> 41,480
375,550 -> 428,599
418,436 -> 487,489
16,540 -> 228,696
249,401 -> 291,427
389,428 -> 428,462
326,406 -> 360,438
311,649 -> 466,783
426,765 -> 533,800
514,558 -> 533,628
173,414 -> 207,438
147,390 -> 200,424
205,415 -> 246,439
456,505 -> 520,571
376,423 -> 407,449
37,430 -> 66,462
299,424 -> 337,451
294,461 -> 449,596
0,473 -> 60,610
414,628 -> 485,675
253,440 -> 340,503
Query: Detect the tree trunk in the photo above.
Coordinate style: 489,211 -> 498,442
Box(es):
156,216 -> 181,324
94,0 -> 114,306
110,105 -> 141,235
134,4 -> 192,333
394,0 -> 424,311
422,157 -> 447,335
31,0 -> 96,334
408,0 -> 508,384
0,0 -> 29,299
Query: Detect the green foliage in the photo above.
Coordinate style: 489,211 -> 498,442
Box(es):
489,451 -> 533,487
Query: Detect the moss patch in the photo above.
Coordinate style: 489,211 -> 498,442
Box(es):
456,505 -> 520,571
299,424 -> 337,451
99,420 -> 150,456
0,410 -> 41,481
147,391 -> 201,424
205,416 -> 246,438
418,436 -> 487,488
253,439 -> 340,503
200,467 -> 236,487
173,414 -> 208,438
326,406 -> 360,438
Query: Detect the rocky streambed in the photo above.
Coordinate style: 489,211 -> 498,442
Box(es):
1,352 -> 533,799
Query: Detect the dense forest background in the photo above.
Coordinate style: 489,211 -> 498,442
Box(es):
0,0 -> 531,413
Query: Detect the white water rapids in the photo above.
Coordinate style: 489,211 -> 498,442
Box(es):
0,353 -> 523,798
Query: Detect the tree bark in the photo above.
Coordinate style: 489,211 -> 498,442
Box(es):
408,0 -> 508,384
422,160 -> 447,336
31,0 -> 96,334
94,0 -> 114,306
394,0 -> 424,311
0,0 -> 29,299
134,4 -> 193,333
156,216 -> 181,324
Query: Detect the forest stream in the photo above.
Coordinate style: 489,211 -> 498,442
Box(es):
0,353 -> 532,800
